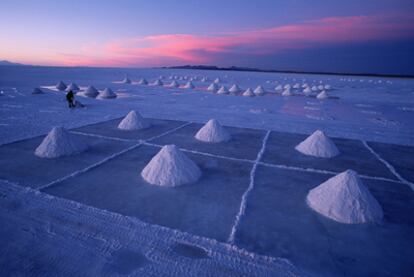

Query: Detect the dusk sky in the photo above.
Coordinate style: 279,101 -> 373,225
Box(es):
1,0 -> 414,74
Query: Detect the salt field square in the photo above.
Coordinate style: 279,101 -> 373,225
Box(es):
2,0 -> 414,275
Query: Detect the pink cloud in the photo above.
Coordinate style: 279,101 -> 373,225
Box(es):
57,12 -> 414,67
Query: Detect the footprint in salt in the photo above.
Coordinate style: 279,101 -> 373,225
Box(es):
105,249 -> 149,275
173,242 -> 209,259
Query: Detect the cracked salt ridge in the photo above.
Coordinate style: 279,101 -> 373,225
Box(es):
228,131 -> 271,244
0,181 -> 303,276
362,140 -> 414,191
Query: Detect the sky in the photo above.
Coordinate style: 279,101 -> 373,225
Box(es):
0,0 -> 414,74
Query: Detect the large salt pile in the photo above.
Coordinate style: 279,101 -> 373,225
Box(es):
295,130 -> 339,158
99,88 -> 117,99
32,87 -> 44,94
138,78 -> 148,85
254,85 -> 265,96
207,83 -> 218,92
35,127 -> 88,158
168,80 -> 179,88
195,119 -> 231,143
242,88 -> 255,97
66,83 -> 80,92
306,170 -> 383,224
229,84 -> 241,94
83,86 -> 99,98
118,110 -> 151,130
122,77 -> 131,84
141,144 -> 201,187
317,90 -> 328,99
56,81 -> 67,91
183,81 -> 195,89
217,86 -> 229,95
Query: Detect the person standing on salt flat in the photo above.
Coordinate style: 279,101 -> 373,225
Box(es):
295,130 -> 339,158
306,169 -> 383,224
118,110 -> 151,130
66,90 -> 75,108
195,119 -> 231,143
35,127 -> 88,158
141,144 -> 201,187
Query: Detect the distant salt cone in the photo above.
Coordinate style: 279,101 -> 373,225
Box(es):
118,110 -> 151,130
242,88 -> 255,97
311,86 -> 318,92
295,130 -> 339,158
318,85 -> 325,91
84,86 -> 99,98
168,80 -> 179,88
306,170 -> 383,224
293,83 -> 300,89
207,83 -> 218,92
56,81 -> 67,91
99,88 -> 117,99
122,77 -> 131,84
138,78 -> 148,85
229,84 -> 241,94
152,79 -> 163,86
32,87 -> 44,94
35,127 -> 88,158
317,90 -> 328,99
217,86 -> 229,95
66,83 -> 80,92
254,85 -> 265,96
214,78 -> 221,84
141,144 -> 201,187
282,88 -> 292,96
195,119 -> 231,143
284,84 -> 292,90
183,81 -> 195,89
303,87 -> 312,95
275,85 -> 283,91
324,84 -> 331,90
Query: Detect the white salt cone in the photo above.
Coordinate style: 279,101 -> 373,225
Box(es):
195,119 -> 231,143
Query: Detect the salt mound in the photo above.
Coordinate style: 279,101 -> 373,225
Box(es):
32,87 -> 44,94
138,78 -> 148,85
168,80 -> 179,88
214,78 -> 221,84
83,86 -> 99,98
217,86 -> 229,95
324,84 -> 331,90
195,119 -> 231,143
306,170 -> 383,224
152,79 -> 163,86
201,77 -> 208,82
311,85 -> 318,91
242,88 -> 255,97
284,84 -> 292,89
275,85 -> 283,91
122,77 -> 131,84
303,87 -> 312,95
183,81 -> 195,89
293,83 -> 300,89
35,127 -> 88,158
254,85 -> 265,96
295,130 -> 339,158
118,110 -> 151,130
318,85 -> 325,91
66,83 -> 80,92
141,144 -> 201,187
207,83 -> 218,92
317,90 -> 328,99
56,81 -> 67,91
282,88 -> 292,96
99,88 -> 117,99
229,84 -> 241,93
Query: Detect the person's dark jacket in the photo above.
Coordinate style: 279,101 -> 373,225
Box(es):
66,91 -> 74,101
